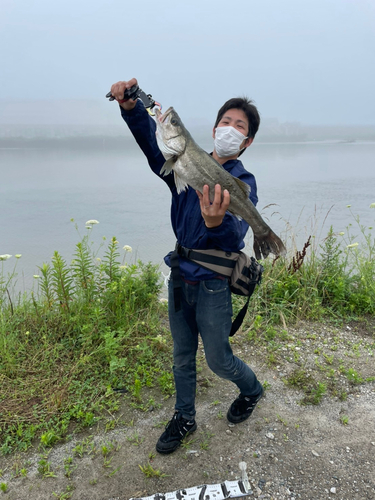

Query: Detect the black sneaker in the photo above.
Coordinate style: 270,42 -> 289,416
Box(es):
227,387 -> 264,424
156,411 -> 197,454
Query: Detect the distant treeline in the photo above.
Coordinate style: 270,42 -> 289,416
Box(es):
1,127 -> 375,149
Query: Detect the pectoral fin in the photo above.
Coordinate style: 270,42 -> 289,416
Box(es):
160,157 -> 177,177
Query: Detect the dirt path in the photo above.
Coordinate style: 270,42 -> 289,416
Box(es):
1,321 -> 374,500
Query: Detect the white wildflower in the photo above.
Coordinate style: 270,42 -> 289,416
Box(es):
347,242 -> 359,248
0,254 -> 12,261
159,298 -> 168,303
86,226 -> 92,230
33,274 -> 40,279
15,254 -> 22,258
338,232 -> 345,236
346,205 -> 351,208
119,265 -> 128,270
123,245 -> 132,252
370,203 -> 375,209
86,219 -> 99,225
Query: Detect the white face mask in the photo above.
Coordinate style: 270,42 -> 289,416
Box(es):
214,126 -> 248,158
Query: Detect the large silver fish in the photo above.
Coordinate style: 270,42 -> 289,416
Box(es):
154,107 -> 286,260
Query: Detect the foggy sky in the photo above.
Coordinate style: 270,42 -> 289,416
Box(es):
1,0 -> 375,126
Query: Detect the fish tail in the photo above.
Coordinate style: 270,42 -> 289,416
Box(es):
253,230 -> 287,260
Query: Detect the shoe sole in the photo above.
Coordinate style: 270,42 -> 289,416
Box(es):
156,424 -> 197,454
227,410 -> 253,424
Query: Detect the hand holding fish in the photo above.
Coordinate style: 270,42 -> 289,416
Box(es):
197,184 -> 230,228
110,78 -> 138,110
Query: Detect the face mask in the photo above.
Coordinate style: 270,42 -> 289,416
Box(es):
214,126 -> 247,158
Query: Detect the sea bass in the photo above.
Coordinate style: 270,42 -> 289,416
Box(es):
154,107 -> 286,260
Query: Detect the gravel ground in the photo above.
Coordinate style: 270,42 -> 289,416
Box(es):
0,320 -> 374,500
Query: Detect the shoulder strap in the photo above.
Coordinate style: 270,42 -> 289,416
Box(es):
229,296 -> 250,336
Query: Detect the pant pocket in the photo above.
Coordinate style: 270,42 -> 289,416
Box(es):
202,278 -> 229,294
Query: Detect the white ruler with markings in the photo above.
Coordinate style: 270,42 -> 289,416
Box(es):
129,479 -> 251,500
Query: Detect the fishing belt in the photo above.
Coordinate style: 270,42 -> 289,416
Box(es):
170,243 -> 263,336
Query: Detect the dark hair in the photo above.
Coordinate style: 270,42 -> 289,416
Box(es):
214,97 -> 260,139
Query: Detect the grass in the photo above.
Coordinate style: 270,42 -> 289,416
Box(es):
340,415 -> 349,425
284,368 -> 327,405
138,462 -> 166,478
0,224 -> 171,455
52,484 -> 75,499
37,458 -> 57,478
235,206 -> 375,327
232,207 -> 375,404
199,431 -> 214,450
126,433 -> 144,446
1,207 -> 375,455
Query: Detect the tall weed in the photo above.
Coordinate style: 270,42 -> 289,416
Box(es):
238,205 -> 375,329
1,207 -> 374,453
0,225 -> 167,454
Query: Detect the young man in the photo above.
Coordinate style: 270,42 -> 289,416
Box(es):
110,78 -> 264,454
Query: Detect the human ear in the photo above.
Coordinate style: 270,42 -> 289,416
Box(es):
243,137 -> 253,149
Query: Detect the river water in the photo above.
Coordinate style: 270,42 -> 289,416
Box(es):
1,138 -> 374,292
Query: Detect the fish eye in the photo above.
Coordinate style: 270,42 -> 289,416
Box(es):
171,118 -> 178,125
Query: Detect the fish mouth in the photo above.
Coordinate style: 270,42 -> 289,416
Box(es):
155,106 -> 174,124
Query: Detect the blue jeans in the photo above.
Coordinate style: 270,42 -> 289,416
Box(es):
168,277 -> 262,420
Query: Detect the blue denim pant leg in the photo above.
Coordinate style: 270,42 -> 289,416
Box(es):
168,279 -> 200,420
196,279 -> 262,397
168,278 -> 262,421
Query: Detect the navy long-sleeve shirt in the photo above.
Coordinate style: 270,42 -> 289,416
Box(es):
121,100 -> 258,281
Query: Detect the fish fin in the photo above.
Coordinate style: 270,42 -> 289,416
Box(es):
234,177 -> 251,197
253,230 -> 287,260
174,172 -> 189,194
225,177 -> 251,217
227,207 -> 243,219
160,157 -> 177,177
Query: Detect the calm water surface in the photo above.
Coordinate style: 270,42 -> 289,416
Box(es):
1,139 -> 374,292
